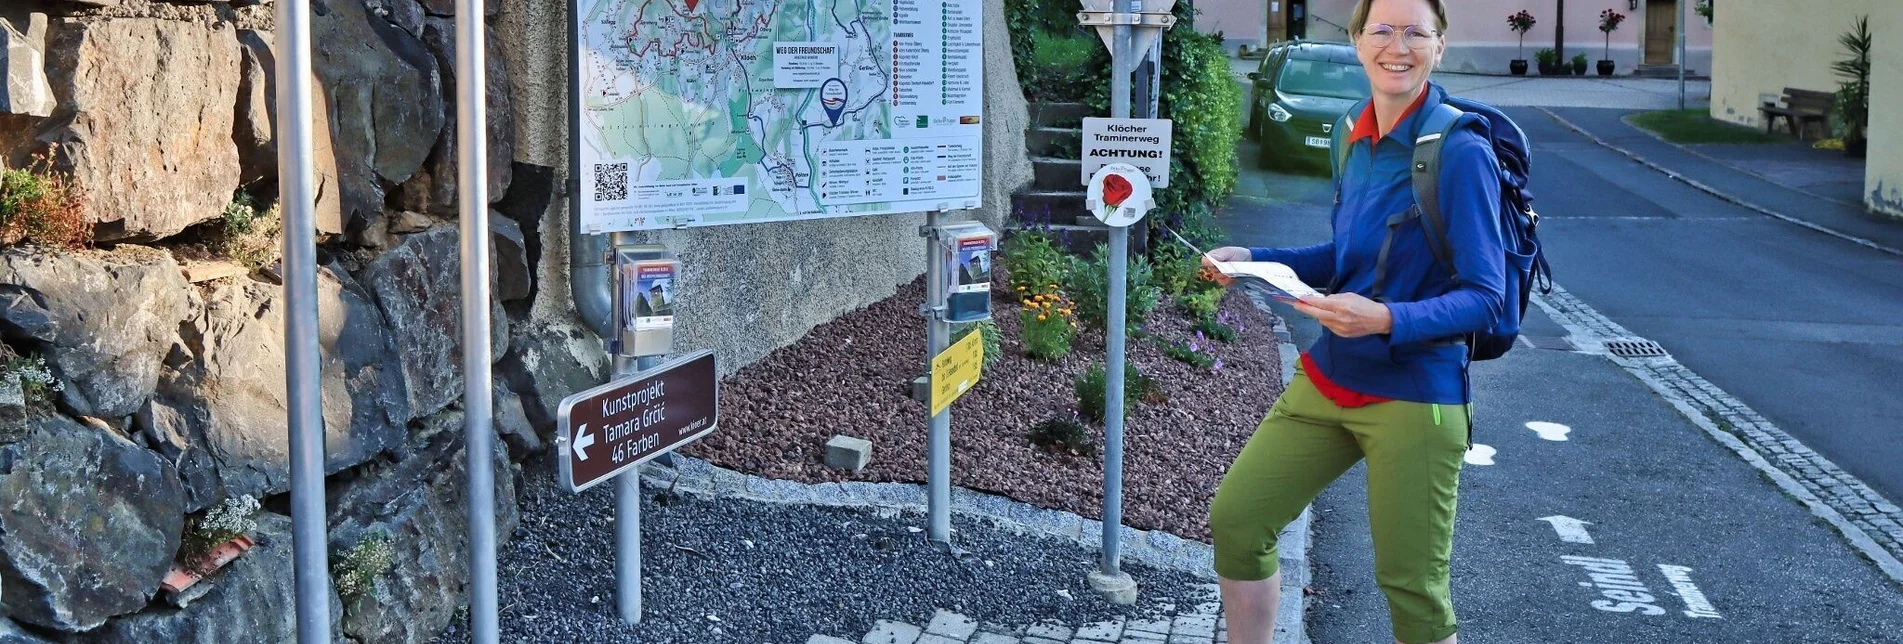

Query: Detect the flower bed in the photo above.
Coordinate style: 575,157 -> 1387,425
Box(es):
684,234 -> 1286,542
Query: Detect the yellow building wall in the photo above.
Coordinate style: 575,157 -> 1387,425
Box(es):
1867,4 -> 1903,217
1709,0 -> 1869,128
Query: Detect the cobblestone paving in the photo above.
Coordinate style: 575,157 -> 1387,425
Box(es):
807,584 -> 1234,644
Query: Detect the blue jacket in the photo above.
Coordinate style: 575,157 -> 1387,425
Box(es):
1252,83 -> 1508,405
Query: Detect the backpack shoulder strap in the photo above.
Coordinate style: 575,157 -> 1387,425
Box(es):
1411,102 -> 1466,280
1330,99 -> 1367,201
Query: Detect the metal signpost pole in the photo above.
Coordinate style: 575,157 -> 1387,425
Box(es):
926,210 -> 951,543
617,332 -> 661,624
455,0 -> 498,640
276,0 -> 330,639
1098,0 -> 1138,588
1677,0 -> 1688,110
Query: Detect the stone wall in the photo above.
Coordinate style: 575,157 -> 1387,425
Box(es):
0,0 -> 1030,640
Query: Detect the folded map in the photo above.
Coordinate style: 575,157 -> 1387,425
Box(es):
1210,261 -> 1324,301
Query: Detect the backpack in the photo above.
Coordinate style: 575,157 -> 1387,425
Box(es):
1328,94 -> 1553,361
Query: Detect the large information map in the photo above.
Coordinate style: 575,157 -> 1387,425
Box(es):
574,0 -> 984,232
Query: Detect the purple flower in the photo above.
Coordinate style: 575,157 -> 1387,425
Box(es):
1189,340 -> 1201,353
1212,359 -> 1224,372
1196,330 -> 1207,343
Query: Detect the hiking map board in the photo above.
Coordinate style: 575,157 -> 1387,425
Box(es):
574,0 -> 985,233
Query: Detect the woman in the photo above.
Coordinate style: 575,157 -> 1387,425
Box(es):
1201,1 -> 1507,643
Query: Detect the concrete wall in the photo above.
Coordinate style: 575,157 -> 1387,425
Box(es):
1301,0 -> 1712,76
1709,0 -> 1869,127
1198,0 -> 1268,49
1865,4 -> 1903,217
494,0 -> 1033,378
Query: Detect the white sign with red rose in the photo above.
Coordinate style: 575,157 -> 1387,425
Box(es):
1086,163 -> 1154,228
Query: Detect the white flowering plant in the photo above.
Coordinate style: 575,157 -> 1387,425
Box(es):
332,531 -> 395,600
1,344 -> 62,406
178,495 -> 261,574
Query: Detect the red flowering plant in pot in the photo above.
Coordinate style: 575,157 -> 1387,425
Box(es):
162,494 -> 261,599
1507,11 -> 1536,75
1598,9 -> 1627,76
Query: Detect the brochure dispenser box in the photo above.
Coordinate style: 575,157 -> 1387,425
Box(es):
936,222 -> 996,323
613,245 -> 679,358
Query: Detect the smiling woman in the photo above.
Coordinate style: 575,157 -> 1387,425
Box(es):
1208,1 -> 1512,643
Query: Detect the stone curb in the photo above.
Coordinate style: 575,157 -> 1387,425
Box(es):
1531,285 -> 1903,586
1532,106 -> 1903,260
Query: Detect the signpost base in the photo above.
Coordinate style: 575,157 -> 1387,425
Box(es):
1088,570 -> 1139,605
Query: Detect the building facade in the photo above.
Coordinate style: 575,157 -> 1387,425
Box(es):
1197,0 -> 1713,76
1709,0 -> 1901,217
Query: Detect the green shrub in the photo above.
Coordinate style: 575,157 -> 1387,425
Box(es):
1177,287 -> 1223,323
1193,316 -> 1239,344
1150,242 -> 1205,298
1019,304 -> 1076,362
1152,18 -> 1242,236
1064,243 -> 1160,331
1163,340 -> 1215,370
1832,15 -> 1871,144
1074,361 -> 1159,424
1001,229 -> 1069,294
332,531 -> 395,601
1029,415 -> 1095,456
216,191 -> 281,270
0,148 -> 90,249
951,319 -> 1003,369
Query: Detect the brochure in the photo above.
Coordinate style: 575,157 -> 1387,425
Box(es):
1209,261 -> 1324,302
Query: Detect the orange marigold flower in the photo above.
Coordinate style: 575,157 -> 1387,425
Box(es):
1038,315 -> 1048,321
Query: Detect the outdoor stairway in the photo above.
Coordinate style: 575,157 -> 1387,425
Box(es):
1633,63 -> 1685,78
1010,102 -> 1146,255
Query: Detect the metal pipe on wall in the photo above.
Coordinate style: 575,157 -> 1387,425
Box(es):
454,0 -> 498,640
275,0 -> 331,639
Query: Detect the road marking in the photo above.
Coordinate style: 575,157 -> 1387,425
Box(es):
1562,556 -> 1667,616
1464,444 -> 1496,466
1657,564 -> 1723,619
1538,515 -> 1596,544
1533,284 -> 1903,585
1526,421 -> 1572,441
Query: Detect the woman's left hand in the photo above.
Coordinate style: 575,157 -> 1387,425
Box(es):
1291,293 -> 1393,338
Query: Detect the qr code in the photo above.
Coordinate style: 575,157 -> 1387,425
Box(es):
593,163 -> 629,202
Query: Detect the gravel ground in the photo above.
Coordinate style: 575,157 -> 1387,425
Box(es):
436,457 -> 1212,644
683,275 -> 1284,543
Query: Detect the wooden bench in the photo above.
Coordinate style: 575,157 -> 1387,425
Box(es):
1760,88 -> 1835,140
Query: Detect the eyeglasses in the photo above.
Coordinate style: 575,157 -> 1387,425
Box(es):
1359,23 -> 1440,50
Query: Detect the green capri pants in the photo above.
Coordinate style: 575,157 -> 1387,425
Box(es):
1209,365 -> 1469,644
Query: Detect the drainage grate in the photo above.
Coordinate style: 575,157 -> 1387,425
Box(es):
1604,339 -> 1670,358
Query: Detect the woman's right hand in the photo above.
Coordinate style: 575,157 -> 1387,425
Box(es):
1201,246 -> 1252,287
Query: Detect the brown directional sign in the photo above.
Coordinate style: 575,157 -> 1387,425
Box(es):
557,350 -> 718,493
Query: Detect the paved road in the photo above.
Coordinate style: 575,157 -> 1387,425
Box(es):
1217,111 -> 1903,642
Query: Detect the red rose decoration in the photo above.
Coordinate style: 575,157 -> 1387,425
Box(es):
1102,173 -> 1133,208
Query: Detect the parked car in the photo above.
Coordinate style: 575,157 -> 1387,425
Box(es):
1245,41 -> 1370,171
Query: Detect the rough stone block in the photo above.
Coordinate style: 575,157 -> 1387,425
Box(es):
926,610 -> 978,639
1175,614 -> 1219,637
862,620 -> 923,644
1024,622 -> 1071,640
808,636 -> 855,644
826,434 -> 873,472
916,636 -> 962,644
0,14 -> 54,117
1076,619 -> 1125,641
0,373 -> 21,418
971,634 -> 1020,644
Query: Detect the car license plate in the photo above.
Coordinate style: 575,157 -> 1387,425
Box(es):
1305,136 -> 1330,149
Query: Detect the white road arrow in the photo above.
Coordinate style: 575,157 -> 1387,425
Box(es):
1537,515 -> 1595,544
574,423 -> 596,461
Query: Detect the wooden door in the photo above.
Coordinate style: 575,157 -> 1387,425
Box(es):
1645,0 -> 1677,64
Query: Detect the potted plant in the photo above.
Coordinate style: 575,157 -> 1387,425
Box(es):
1535,47 -> 1558,75
1507,10 -> 1537,75
1572,53 -> 1588,75
1598,9 -> 1626,76
1832,15 -> 1870,158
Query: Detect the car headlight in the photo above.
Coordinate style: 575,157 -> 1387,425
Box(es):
1268,103 -> 1292,123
